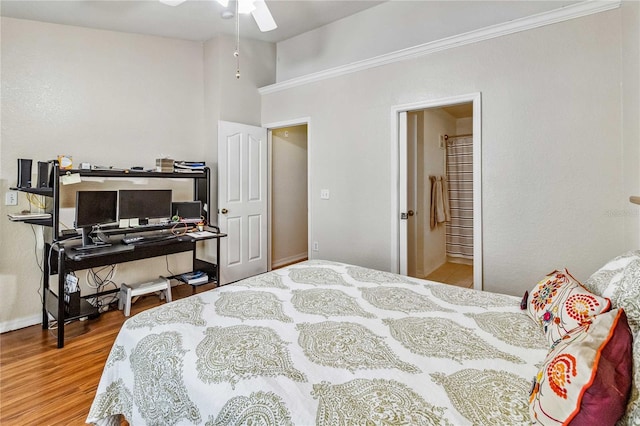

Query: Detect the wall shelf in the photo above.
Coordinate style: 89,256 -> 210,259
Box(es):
630,196 -> 640,205
9,186 -> 53,197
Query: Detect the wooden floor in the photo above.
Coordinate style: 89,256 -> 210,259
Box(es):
0,282 -> 217,425
424,262 -> 474,288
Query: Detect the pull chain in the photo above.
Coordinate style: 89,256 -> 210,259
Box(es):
234,0 -> 240,79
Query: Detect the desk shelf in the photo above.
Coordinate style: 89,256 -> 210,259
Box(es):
7,160 -> 223,349
15,217 -> 54,226
45,290 -> 99,322
9,186 -> 53,197
171,260 -> 218,289
44,227 -> 225,348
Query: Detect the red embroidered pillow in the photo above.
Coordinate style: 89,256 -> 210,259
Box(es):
526,269 -> 611,345
529,308 -> 632,425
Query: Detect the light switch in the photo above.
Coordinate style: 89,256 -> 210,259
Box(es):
320,189 -> 330,200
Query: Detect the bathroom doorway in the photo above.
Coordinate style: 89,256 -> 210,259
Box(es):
395,94 -> 481,289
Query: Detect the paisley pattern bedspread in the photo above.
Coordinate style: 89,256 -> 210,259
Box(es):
87,260 -> 548,426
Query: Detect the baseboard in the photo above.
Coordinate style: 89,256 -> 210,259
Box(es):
272,253 -> 308,269
0,314 -> 41,334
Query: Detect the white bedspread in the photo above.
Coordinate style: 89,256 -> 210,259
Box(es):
87,260 -> 547,425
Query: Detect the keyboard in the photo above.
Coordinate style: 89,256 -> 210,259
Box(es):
67,244 -> 134,260
122,233 -> 177,245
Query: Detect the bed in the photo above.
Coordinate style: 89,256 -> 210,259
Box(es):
87,258 -> 638,425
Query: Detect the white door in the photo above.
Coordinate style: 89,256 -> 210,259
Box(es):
406,113 -> 418,278
218,120 -> 268,284
398,112 -> 409,275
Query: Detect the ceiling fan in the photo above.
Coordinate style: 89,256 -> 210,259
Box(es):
159,0 -> 277,32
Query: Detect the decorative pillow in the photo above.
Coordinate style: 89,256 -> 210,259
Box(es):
529,308 -> 633,425
584,251 -> 640,421
526,269 -> 611,346
584,251 -> 640,335
619,328 -> 640,425
584,250 -> 640,298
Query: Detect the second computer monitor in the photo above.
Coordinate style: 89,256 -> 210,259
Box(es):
75,190 -> 118,246
118,189 -> 172,225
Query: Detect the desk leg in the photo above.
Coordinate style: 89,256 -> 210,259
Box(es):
57,246 -> 66,348
192,246 -> 197,295
216,236 -> 221,287
42,243 -> 50,330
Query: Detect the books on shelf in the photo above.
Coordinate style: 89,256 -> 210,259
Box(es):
179,270 -> 209,285
174,161 -> 206,172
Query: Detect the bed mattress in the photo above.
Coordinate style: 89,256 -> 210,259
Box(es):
87,260 -> 548,425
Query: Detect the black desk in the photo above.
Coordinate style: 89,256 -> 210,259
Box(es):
42,228 -> 226,348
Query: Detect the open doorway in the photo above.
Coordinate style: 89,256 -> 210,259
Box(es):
269,124 -> 309,270
407,105 -> 474,288
393,93 -> 482,290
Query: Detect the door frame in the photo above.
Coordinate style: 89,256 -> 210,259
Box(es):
263,117 -> 312,271
390,93 -> 483,290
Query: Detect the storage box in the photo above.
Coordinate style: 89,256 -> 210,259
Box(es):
155,158 -> 174,172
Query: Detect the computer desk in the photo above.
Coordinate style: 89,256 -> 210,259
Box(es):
42,227 -> 226,348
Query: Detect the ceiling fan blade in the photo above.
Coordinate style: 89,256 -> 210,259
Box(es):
251,0 -> 277,32
159,0 -> 187,6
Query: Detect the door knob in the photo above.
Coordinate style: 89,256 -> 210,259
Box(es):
408,210 -> 415,216
220,208 -> 228,214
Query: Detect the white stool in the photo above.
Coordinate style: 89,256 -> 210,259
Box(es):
118,277 -> 172,317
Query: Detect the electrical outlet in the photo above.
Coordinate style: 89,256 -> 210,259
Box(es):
5,191 -> 18,206
320,189 -> 330,200
313,241 -> 319,251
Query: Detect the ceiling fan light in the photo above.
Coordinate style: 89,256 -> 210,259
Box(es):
251,0 -> 277,32
215,0 -> 229,7
159,0 -> 187,5
238,0 -> 256,14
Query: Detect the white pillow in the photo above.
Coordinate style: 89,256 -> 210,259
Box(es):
584,251 -> 640,301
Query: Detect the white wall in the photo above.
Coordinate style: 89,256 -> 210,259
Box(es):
275,1 -> 578,81
262,9 -> 628,297
271,125 -> 308,268
204,35 -> 276,129
0,17 -> 207,330
457,117 -> 473,135
622,0 -> 640,251
202,34 -> 276,228
420,109 -> 456,276
0,17 -> 276,331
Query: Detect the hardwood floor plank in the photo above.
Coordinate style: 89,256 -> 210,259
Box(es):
0,283 -> 216,425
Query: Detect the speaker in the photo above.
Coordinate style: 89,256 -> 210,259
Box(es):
37,161 -> 52,188
17,158 -> 32,188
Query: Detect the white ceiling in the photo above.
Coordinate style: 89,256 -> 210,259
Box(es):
0,0 -> 386,43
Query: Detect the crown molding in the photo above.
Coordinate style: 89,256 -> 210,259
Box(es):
259,0 -> 621,95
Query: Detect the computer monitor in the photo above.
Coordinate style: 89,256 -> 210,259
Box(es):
171,201 -> 202,223
75,191 -> 118,247
118,189 -> 172,225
